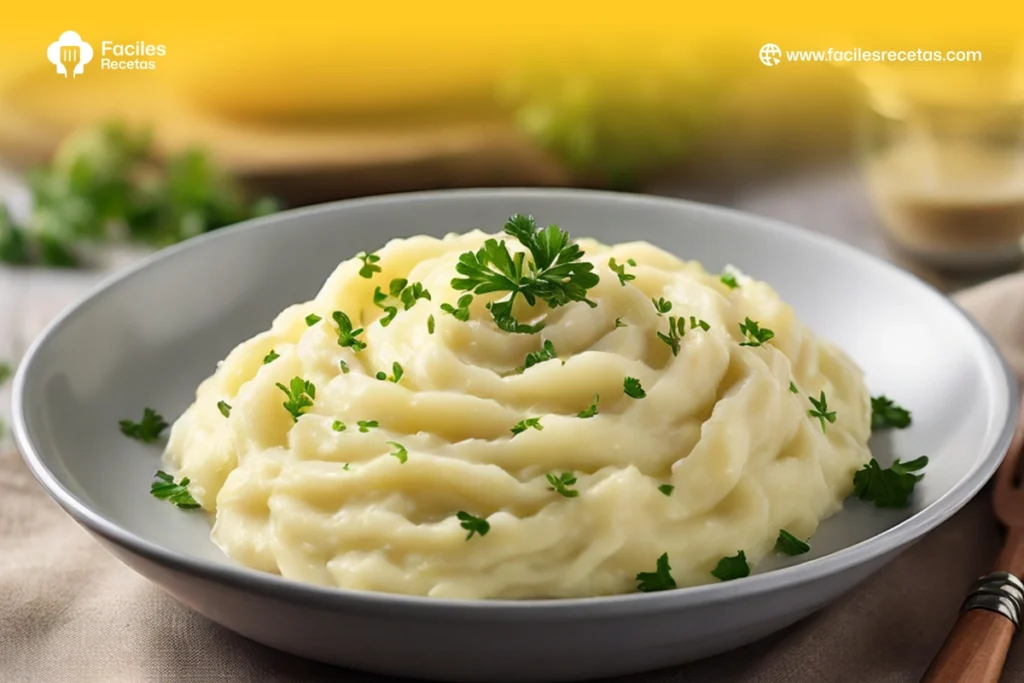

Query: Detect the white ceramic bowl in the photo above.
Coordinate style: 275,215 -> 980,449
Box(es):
13,190 -> 1018,682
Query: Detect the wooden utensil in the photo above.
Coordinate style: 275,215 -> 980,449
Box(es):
922,399 -> 1024,682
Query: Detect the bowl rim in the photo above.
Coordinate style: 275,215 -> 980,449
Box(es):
11,187 -> 1020,619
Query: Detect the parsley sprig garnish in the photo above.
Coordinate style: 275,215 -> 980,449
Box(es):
577,394 -> 600,418
652,297 -> 672,315
775,530 -> 810,555
374,278 -> 431,327
711,551 -> 750,581
720,272 -> 739,289
871,396 -> 912,430
511,417 -> 543,435
375,362 -> 404,383
807,391 -> 837,433
150,470 -> 200,509
657,316 -> 710,356
546,472 -> 579,497
521,340 -> 557,371
739,318 -> 774,347
332,420 -> 346,432
217,401 -> 232,418
263,350 -> 280,364
853,456 -> 928,508
356,251 -> 381,279
440,294 -> 474,322
276,377 -> 316,422
457,511 -> 490,540
609,257 -> 636,286
387,441 -> 408,464
119,407 -> 169,443
624,377 -> 646,399
305,313 -> 322,326
332,311 -> 367,351
636,553 -> 676,592
357,420 -> 379,433
450,214 -> 599,334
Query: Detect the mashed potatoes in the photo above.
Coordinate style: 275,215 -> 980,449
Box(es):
166,222 -> 871,599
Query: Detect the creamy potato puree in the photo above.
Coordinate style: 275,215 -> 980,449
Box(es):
167,230 -> 871,599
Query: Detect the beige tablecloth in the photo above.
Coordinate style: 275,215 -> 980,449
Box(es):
4,273 -> 1024,683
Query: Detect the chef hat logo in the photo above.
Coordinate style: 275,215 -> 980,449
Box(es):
47,31 -> 94,77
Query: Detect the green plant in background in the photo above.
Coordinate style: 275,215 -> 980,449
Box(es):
500,64 -> 717,188
0,122 -> 279,268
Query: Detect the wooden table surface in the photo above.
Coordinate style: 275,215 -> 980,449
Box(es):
0,164 -> 890,438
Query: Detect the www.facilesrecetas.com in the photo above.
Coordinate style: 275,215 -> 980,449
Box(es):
758,44 -> 983,66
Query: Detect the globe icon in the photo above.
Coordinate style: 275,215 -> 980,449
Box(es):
759,43 -> 782,67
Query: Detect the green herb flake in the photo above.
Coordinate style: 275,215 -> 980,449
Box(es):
789,381 -> 799,394
450,214 -> 599,335
577,394 -> 600,418
305,313 -> 322,326
387,441 -> 408,464
775,530 -> 810,555
636,553 -> 676,592
332,311 -> 367,352
614,318 -> 626,328
652,297 -> 673,315
739,318 -> 774,347
339,360 -> 350,374
657,316 -> 684,356
276,377 -> 316,422
720,273 -> 739,289
428,314 -> 436,334
217,401 -> 232,418
609,257 -> 637,286
457,511 -> 490,540
440,294 -> 474,322
263,350 -> 280,364
332,420 -> 346,432
808,391 -> 837,433
376,362 -> 404,383
624,377 -> 646,399
871,395 -> 912,430
356,251 -> 381,279
853,456 -> 928,508
150,470 -> 200,509
119,407 -> 169,443
521,339 -> 558,371
546,472 -> 579,498
511,417 -> 543,435
711,551 -> 750,581
357,420 -> 379,433
658,484 -> 675,497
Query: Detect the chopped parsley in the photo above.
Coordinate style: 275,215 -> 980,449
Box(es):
609,257 -> 637,286
711,551 -> 750,581
356,251 -> 381,279
440,294 -> 474,322
614,317 -> 626,328
522,339 -> 558,371
457,511 -> 490,540
276,376 -> 316,422
263,349 -> 280,364
658,484 -> 675,496
789,381 -> 799,394
652,297 -> 672,315
624,376 -> 646,399
119,407 -> 169,443
332,311 -> 367,351
305,313 -> 322,326
343,463 -> 351,471
871,396 -> 912,430
739,318 -> 774,347
546,472 -> 579,497
807,391 -> 837,433
852,456 -> 928,508
720,273 -> 739,289
217,401 -> 232,418
339,359 -> 350,374
375,362 -> 404,383
400,282 -> 431,309
357,420 -> 379,433
450,214 -> 599,334
373,278 -> 408,327
658,316 -> 708,356
387,441 -> 408,464
150,470 -> 200,509
775,530 -> 810,555
511,417 -> 543,435
332,420 -> 346,432
427,314 -> 435,334
577,394 -> 600,418
636,553 -> 676,592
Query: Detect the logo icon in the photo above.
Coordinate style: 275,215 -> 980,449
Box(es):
759,43 -> 782,67
47,31 -> 94,78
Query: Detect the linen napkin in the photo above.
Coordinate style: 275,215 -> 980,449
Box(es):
3,273 -> 1024,683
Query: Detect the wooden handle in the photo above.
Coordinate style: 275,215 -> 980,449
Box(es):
921,609 -> 1015,683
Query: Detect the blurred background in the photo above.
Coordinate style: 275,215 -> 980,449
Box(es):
1,3 -> 1023,373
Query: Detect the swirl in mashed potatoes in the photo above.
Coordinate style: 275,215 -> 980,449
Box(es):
166,222 -> 871,599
